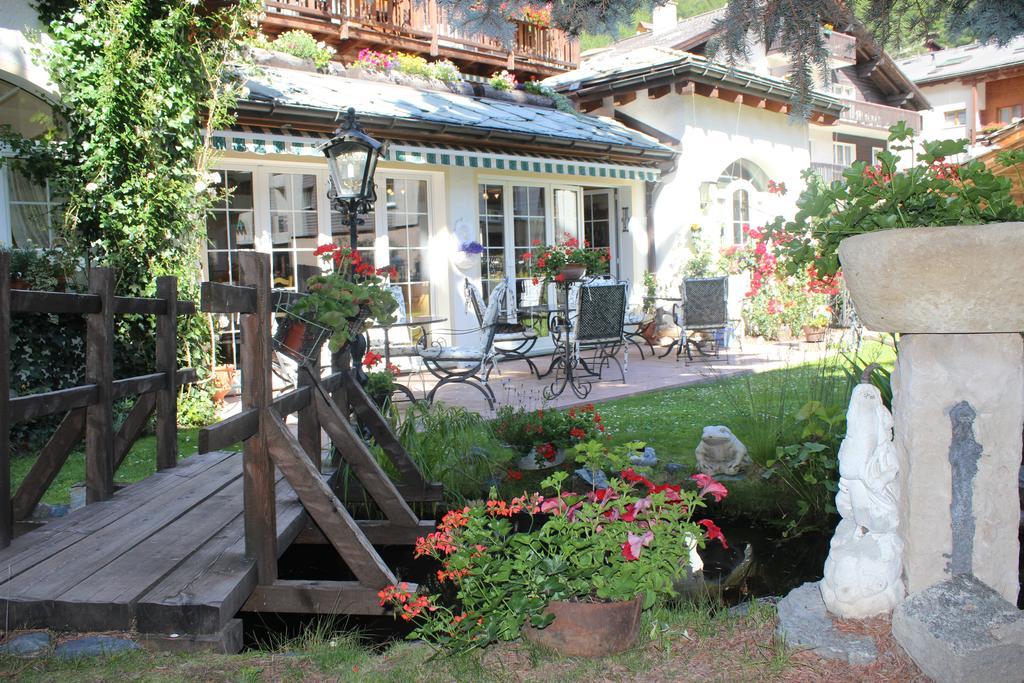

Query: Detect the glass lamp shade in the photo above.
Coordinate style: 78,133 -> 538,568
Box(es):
321,115 -> 384,203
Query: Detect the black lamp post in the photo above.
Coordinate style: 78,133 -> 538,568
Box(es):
320,107 -> 385,251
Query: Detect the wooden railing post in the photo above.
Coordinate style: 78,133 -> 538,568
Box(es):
155,276 -> 178,470
85,267 -> 115,504
297,359 -> 322,472
238,252 -> 277,584
0,251 -> 12,547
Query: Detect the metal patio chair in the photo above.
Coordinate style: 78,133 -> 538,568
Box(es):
464,278 -> 539,376
621,279 -> 655,360
419,279 -> 507,410
658,276 -> 729,363
550,278 -> 628,382
366,285 -> 428,361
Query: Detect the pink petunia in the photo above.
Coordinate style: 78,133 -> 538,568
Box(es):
691,473 -> 728,502
621,531 -> 655,561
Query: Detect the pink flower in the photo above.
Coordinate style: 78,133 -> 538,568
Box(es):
691,473 -> 728,502
621,530 -> 655,561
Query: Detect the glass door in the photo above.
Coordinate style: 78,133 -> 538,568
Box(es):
267,171 -> 320,289
383,176 -> 431,318
583,189 -> 615,278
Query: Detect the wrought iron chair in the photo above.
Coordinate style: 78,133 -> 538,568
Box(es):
552,278 -> 628,382
366,285 -> 428,361
621,280 -> 655,360
464,278 -> 539,376
658,276 -> 729,363
418,279 -> 507,410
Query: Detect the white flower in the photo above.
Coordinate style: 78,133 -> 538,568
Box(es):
71,12 -> 86,25
146,172 -> 155,179
205,171 -> 222,185
194,180 -> 207,193
84,181 -> 99,192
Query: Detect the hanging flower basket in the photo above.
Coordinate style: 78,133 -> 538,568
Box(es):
559,263 -> 588,281
272,291 -> 334,366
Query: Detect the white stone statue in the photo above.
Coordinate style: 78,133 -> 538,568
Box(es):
820,382 -> 906,618
695,425 -> 750,476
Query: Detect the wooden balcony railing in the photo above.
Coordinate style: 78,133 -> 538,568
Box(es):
261,0 -> 579,76
840,98 -> 922,132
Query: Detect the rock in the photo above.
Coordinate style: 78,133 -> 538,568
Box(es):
0,632 -> 50,657
695,426 -> 750,476
728,596 -> 779,617
892,334 -> 1024,604
55,636 -> 139,659
575,468 -> 609,489
821,383 -> 905,619
664,463 -> 684,475
776,582 -> 877,665
629,446 -> 658,467
892,574 -> 1024,683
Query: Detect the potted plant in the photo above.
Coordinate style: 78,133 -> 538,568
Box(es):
494,404 -> 607,469
760,123 -> 1024,333
522,232 -> 610,285
451,239 -> 484,272
378,454 -> 729,657
801,309 -> 831,343
361,350 -> 401,408
287,244 -> 398,355
211,364 -> 235,403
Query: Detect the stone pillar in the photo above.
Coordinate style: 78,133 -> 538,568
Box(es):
891,333 -> 1024,604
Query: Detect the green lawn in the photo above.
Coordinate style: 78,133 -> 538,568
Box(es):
10,428 -> 207,507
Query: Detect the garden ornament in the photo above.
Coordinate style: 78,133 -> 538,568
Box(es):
694,426 -> 750,476
820,382 -> 905,618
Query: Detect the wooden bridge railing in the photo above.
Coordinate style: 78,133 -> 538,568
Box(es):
0,252 -> 199,548
199,251 -> 439,613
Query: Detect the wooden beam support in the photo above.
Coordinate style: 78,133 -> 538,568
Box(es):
694,83 -> 719,99
294,518 -> 435,546
765,99 -> 789,114
113,392 -> 158,472
297,364 -> 321,472
0,252 -> 11,547
238,252 -> 277,585
243,580 -> 402,615
11,408 -> 86,521
312,380 -> 420,527
579,99 -> 603,113
264,412 -> 396,587
613,90 -> 637,106
9,290 -> 101,314
155,277 -> 178,470
9,385 -> 98,424
647,84 -> 671,100
717,87 -> 744,104
675,81 -> 695,95
200,281 -> 257,314
85,267 -> 115,504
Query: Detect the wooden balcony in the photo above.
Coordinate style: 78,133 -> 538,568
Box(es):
261,0 -> 580,78
839,98 -> 922,131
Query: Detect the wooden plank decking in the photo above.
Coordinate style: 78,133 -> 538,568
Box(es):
0,449 -> 329,650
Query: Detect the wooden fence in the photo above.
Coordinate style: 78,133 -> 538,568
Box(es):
0,252 -> 198,548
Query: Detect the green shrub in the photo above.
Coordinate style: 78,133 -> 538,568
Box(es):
252,30 -> 336,70
522,79 -> 578,114
176,384 -> 219,427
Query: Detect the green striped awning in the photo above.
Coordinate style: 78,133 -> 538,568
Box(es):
210,127 -> 661,182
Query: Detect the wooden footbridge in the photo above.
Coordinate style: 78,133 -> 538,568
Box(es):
0,252 -> 439,652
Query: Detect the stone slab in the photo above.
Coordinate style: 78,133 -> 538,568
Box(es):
54,636 -> 140,659
0,632 -> 51,657
775,582 -> 877,665
892,574 -> 1024,683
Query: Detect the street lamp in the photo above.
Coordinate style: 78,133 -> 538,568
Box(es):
320,107 -> 385,251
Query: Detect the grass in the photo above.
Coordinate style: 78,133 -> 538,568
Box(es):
0,602 -> 796,683
9,428 -> 215,507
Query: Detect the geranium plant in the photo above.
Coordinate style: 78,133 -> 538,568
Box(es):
761,123 -> 1024,278
521,232 -> 610,285
290,244 -> 398,352
488,69 -> 517,91
521,5 -> 553,27
494,404 -> 607,465
361,350 -> 401,400
378,462 -> 729,654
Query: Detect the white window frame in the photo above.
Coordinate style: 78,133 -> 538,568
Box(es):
833,142 -> 856,168
943,108 -> 967,128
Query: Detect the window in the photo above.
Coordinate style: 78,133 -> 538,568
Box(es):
0,78 -> 54,140
731,188 -> 749,245
5,170 -> 61,248
833,142 -> 856,168
384,177 -> 431,318
871,147 -> 884,165
997,104 -> 1023,124
478,184 -> 506,300
330,191 -> 376,264
830,83 -> 856,100
268,172 -> 319,289
206,170 -> 254,366
944,109 -> 967,127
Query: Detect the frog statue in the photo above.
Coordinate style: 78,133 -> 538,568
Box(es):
694,425 -> 750,476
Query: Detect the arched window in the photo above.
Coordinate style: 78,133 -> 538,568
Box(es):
732,188 -> 749,244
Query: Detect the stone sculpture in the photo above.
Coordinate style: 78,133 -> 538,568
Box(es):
820,382 -> 905,618
694,426 -> 750,476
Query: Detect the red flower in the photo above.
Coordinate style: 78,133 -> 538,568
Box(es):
691,473 -> 728,502
532,239 -> 542,246
507,468 -> 522,481
569,427 -> 587,440
698,519 -> 728,548
522,252 -> 533,261
313,243 -> 339,256
532,277 -> 540,285
621,530 -> 654,561
362,351 -> 383,368
621,467 -> 655,491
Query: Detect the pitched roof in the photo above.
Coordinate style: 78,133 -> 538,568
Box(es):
896,37 -> 1024,85
605,7 -> 726,54
238,64 -> 673,164
544,46 -> 845,117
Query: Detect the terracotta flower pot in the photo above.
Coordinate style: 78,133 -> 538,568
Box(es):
559,263 -> 587,281
281,319 -> 308,356
802,326 -> 826,343
521,596 -> 643,657
837,222 -> 1024,333
211,364 -> 235,403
